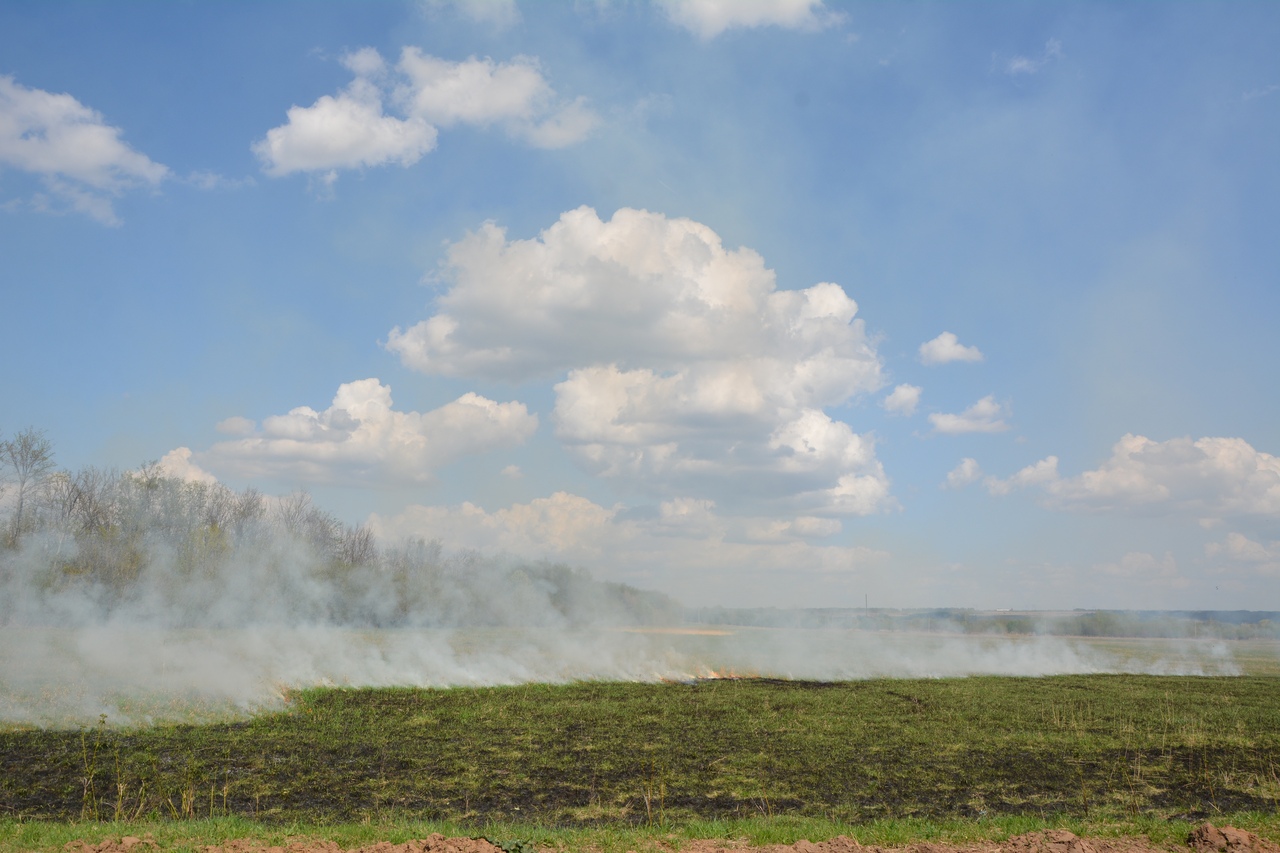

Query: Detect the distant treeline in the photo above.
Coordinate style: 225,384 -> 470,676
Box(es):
686,606 -> 1280,640
0,427 -> 682,629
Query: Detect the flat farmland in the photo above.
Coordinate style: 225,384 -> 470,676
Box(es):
2,674 -> 1279,827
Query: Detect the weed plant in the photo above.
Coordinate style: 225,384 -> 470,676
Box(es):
2,676 -> 1279,827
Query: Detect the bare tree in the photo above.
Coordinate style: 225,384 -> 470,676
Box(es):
1,427 -> 55,544
337,523 -> 378,566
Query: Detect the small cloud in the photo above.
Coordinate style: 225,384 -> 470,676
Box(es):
929,395 -> 1010,434
1004,38 -> 1063,76
918,331 -> 983,366
984,456 -> 1058,496
252,54 -> 437,177
1242,83 -> 1280,102
215,416 -> 257,436
943,457 -> 982,489
656,0 -> 844,40
501,464 -> 523,479
882,383 -> 921,416
1093,551 -> 1186,588
254,48 -> 597,181
422,0 -> 521,29
157,447 -> 218,484
184,171 -> 256,191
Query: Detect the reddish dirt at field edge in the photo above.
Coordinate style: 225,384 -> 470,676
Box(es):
57,825 -> 1280,853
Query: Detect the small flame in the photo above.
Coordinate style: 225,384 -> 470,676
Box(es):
662,666 -> 762,684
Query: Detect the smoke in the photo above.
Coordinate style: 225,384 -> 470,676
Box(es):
0,466 -> 1251,728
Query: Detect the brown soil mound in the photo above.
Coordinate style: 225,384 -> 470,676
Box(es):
1188,824 -> 1280,853
59,827 -> 1277,853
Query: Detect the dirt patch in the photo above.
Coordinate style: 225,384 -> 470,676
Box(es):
1188,825 -> 1280,853
58,826 -> 1279,853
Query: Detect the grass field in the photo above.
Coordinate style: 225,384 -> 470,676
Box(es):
3,675 -> 1279,832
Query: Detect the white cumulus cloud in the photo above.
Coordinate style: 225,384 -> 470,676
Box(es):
986,434 -> 1280,519
929,395 -> 1010,434
198,378 -> 537,485
881,383 -> 921,416
944,457 -> 982,490
388,206 -> 891,515
156,447 -> 219,484
918,331 -> 984,366
656,0 -> 843,39
0,75 -> 169,224
255,48 -> 595,178
253,51 -> 437,178
984,456 -> 1058,496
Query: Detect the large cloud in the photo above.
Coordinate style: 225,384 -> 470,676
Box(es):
254,49 -> 596,179
198,378 -> 537,485
985,434 -> 1280,518
388,206 -> 892,514
655,0 -> 843,39
0,75 -> 168,224
388,207 -> 880,389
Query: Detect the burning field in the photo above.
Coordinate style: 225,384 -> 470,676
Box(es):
2,471 -> 1279,852
3,675 -> 1280,827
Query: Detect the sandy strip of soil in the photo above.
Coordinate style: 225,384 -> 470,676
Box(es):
58,824 -> 1279,853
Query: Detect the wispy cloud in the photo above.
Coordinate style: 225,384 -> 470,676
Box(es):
421,0 -> 521,29
656,0 -> 845,40
1242,83 -> 1280,102
1002,38 -> 1063,76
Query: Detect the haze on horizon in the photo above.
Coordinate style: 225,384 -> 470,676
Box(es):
2,0 -> 1278,613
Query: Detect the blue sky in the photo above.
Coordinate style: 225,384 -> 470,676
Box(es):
2,0 -> 1278,611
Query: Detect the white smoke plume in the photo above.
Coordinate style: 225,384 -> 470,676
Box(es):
0,462 -> 1250,728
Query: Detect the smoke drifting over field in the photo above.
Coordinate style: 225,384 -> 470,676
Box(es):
0,466 -> 1249,726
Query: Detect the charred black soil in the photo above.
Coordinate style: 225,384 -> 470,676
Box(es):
2,676 -> 1278,825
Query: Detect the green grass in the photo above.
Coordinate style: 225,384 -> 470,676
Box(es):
3,677 -> 1279,830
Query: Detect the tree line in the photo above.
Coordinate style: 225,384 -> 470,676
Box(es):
0,427 -> 681,628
